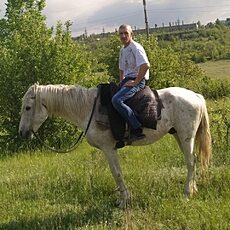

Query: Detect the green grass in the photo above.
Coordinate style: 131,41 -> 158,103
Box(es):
0,134 -> 229,229
198,60 -> 230,79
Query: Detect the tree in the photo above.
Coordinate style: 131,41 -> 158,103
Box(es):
0,0 -> 93,153
91,34 -> 205,90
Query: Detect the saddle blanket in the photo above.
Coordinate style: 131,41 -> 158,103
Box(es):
95,82 -> 163,141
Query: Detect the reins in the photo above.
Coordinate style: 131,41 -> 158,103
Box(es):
33,89 -> 99,153
33,130 -> 84,153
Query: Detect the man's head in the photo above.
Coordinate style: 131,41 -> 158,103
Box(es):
119,24 -> 133,47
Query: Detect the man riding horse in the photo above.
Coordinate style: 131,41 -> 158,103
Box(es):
112,24 -> 150,142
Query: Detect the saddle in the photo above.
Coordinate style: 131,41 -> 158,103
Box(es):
95,82 -> 163,145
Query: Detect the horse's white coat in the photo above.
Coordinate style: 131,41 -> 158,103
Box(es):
19,84 -> 212,208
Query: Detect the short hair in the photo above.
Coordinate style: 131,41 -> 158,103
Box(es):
119,24 -> 132,33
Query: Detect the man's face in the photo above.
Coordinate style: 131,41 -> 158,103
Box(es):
119,27 -> 132,46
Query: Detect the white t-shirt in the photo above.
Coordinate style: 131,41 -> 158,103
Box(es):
119,41 -> 150,80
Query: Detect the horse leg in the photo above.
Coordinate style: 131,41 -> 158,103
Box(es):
173,133 -> 183,151
174,134 -> 198,196
101,146 -> 130,208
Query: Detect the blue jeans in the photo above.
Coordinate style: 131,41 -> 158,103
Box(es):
112,77 -> 145,130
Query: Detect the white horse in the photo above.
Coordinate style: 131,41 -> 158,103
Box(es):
19,83 -> 212,208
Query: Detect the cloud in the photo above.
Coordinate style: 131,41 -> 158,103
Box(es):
68,0 -> 230,36
1,0 -> 230,37
74,0 -> 144,35
70,0 -> 230,36
43,0 -> 119,30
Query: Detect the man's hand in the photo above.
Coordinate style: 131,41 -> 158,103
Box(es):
123,80 -> 136,87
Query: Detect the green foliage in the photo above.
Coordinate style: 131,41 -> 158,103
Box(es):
198,78 -> 230,99
93,34 -> 206,90
88,32 -> 229,98
158,25 -> 230,63
132,36 -> 205,91
0,0 -> 93,153
208,99 -> 230,163
83,35 -> 121,83
0,1 -> 229,153
83,34 -> 229,152
0,9 -> 229,226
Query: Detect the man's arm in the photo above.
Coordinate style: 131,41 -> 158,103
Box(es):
119,69 -> 125,82
124,63 -> 149,87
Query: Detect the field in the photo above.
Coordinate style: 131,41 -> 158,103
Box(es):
0,60 -> 229,229
0,133 -> 229,229
198,60 -> 230,79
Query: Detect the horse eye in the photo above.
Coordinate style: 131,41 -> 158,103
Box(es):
25,106 -> 31,111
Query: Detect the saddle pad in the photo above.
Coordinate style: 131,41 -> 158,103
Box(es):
96,83 -> 163,141
96,83 -> 126,141
126,86 -> 162,129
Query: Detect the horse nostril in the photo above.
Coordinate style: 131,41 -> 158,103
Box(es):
25,130 -> 31,139
19,130 -> 23,137
19,129 -> 31,139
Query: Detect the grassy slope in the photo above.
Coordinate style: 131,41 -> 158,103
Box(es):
0,135 -> 229,229
198,60 -> 230,79
0,60 -> 229,229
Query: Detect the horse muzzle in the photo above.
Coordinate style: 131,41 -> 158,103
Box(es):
19,128 -> 33,139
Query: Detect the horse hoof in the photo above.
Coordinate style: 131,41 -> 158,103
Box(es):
117,199 -> 132,209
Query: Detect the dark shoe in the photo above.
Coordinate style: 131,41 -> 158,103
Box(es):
115,140 -> 125,149
129,127 -> 145,142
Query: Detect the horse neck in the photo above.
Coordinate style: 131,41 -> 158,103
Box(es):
39,85 -> 97,129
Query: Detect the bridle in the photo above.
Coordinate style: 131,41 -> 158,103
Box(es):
33,89 -> 99,153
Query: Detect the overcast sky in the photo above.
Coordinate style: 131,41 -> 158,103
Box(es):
1,0 -> 230,37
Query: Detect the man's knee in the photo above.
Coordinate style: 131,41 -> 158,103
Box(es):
112,95 -> 118,107
112,95 -> 122,108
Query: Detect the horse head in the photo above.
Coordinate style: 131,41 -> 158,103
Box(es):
19,84 -> 48,139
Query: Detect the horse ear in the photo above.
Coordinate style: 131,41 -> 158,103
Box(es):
31,83 -> 38,95
33,82 -> 40,91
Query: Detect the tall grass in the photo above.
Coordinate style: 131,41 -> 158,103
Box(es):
0,133 -> 229,229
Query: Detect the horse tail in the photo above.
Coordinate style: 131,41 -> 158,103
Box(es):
195,95 -> 212,173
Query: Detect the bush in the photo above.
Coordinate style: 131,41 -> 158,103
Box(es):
208,99 -> 230,165
0,0 -> 93,153
0,2 -> 229,153
198,78 -> 230,99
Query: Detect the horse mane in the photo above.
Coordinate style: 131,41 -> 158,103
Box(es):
36,84 -> 93,117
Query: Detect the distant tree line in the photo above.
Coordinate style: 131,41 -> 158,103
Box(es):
157,22 -> 230,63
78,20 -> 230,64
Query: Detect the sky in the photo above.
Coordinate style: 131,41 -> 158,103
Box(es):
0,0 -> 230,37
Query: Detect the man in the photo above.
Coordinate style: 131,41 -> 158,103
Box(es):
112,24 -> 150,141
